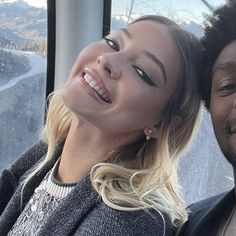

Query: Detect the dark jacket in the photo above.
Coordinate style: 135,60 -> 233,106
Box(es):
179,189 -> 235,236
0,141 -> 172,236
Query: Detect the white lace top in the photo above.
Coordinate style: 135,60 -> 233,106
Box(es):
8,159 -> 77,236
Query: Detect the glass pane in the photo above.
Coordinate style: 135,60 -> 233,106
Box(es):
111,0 -> 226,31
0,0 -> 47,171
111,0 -> 234,204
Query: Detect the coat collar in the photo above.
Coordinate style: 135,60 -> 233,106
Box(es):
0,141 -> 100,235
0,149 -> 58,235
38,175 -> 99,235
0,140 -> 101,235
186,189 -> 235,236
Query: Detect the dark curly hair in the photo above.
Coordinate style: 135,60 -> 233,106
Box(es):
200,0 -> 236,109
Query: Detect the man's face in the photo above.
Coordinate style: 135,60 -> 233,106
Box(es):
210,40 -> 236,168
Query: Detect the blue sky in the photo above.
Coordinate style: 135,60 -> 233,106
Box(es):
3,0 -> 227,24
3,0 -> 46,8
112,0 -> 226,24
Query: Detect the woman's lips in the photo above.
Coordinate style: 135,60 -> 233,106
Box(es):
78,75 -> 111,104
83,67 -> 112,102
83,73 -> 112,103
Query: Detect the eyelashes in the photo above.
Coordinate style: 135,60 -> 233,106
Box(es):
103,37 -> 156,87
218,83 -> 236,96
104,37 -> 119,51
132,65 -> 156,87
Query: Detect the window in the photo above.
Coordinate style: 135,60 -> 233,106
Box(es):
0,0 -> 48,171
111,0 -> 233,204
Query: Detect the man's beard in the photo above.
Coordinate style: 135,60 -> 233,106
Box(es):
223,147 -> 236,169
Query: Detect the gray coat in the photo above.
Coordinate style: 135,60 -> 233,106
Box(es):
0,141 -> 172,236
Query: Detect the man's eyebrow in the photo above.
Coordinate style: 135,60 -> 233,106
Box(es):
143,51 -> 167,84
213,61 -> 236,73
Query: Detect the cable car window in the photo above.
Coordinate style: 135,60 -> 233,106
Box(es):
111,0 -> 233,204
0,0 -> 47,171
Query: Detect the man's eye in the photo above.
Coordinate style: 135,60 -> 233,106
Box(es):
219,84 -> 236,96
104,37 -> 119,51
133,65 -> 156,87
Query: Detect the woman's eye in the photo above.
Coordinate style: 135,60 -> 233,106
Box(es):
104,37 -> 119,51
133,65 -> 156,87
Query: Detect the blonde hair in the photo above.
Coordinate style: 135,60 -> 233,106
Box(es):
23,15 -> 202,228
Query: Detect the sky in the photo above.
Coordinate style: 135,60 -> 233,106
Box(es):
25,0 -> 46,8
2,0 -> 227,23
4,0 -> 47,8
4,0 -> 226,13
112,0 -> 227,24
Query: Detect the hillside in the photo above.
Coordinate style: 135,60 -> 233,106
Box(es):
0,49 -> 31,84
0,0 -> 47,41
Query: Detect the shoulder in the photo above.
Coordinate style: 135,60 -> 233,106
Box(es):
79,204 -> 172,236
9,140 -> 48,179
0,140 -> 48,192
0,141 -> 47,215
178,192 -> 229,236
188,192 -> 228,216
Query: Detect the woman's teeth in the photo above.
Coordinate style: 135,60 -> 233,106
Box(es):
84,73 -> 111,103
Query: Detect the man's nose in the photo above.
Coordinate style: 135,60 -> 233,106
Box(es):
97,53 -> 122,79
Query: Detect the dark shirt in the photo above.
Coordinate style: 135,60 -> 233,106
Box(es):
179,189 -> 235,236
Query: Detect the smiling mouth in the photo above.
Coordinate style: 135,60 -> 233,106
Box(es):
225,119 -> 236,134
229,127 -> 236,134
83,73 -> 112,103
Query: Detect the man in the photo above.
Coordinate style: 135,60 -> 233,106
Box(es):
180,0 -> 236,235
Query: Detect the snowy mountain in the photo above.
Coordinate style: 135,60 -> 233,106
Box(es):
0,48 -> 31,84
0,28 -> 26,46
0,0 -> 47,44
111,14 -> 204,38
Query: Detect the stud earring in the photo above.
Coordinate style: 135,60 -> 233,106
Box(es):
146,129 -> 152,140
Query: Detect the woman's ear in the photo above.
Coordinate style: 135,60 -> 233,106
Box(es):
170,115 -> 182,130
144,115 -> 182,140
144,123 -> 162,139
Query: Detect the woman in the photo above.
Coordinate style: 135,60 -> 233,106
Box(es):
0,15 -> 202,235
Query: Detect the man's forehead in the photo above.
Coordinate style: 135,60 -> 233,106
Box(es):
213,61 -> 236,74
213,40 -> 236,71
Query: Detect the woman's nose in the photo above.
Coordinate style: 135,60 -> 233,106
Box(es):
97,53 -> 122,79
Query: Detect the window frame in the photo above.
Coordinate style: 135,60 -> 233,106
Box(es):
46,0 -> 56,99
103,0 -> 112,37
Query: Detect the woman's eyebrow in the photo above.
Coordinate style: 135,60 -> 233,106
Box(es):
120,28 -> 132,38
119,27 -> 167,85
143,51 -> 167,85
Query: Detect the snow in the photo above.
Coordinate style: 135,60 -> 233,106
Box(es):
0,49 -> 46,91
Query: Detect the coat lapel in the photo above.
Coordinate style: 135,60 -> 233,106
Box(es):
0,142 -> 63,235
0,141 -> 99,236
38,176 -> 99,236
191,189 -> 235,236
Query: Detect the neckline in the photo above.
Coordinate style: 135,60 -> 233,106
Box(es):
42,158 -> 77,198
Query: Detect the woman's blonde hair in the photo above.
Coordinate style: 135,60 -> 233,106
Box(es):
23,15 -> 202,228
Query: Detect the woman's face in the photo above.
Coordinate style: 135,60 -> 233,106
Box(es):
62,20 -> 181,138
